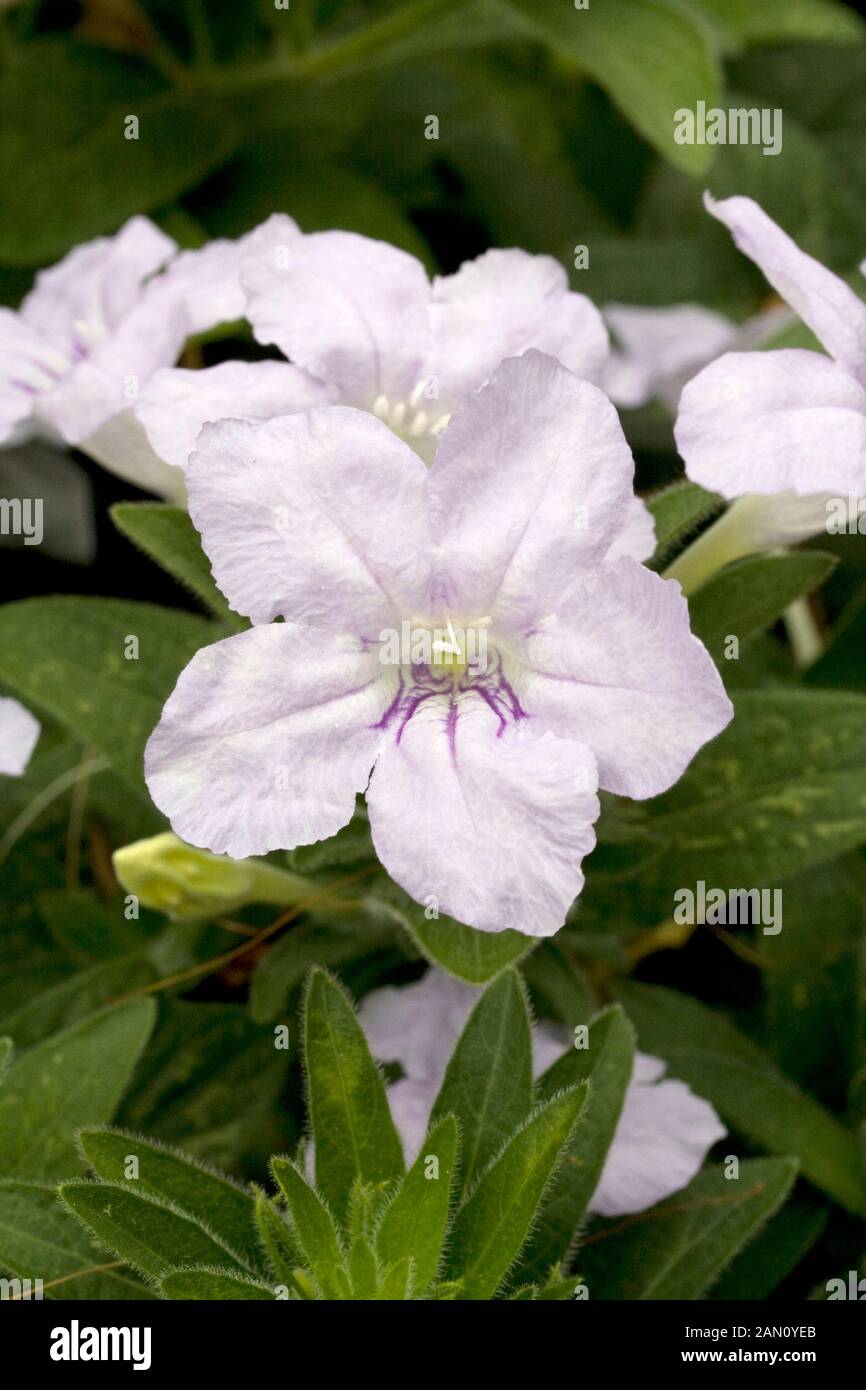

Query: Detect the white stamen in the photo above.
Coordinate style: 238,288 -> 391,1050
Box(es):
74,318 -> 107,349
372,394 -> 390,420
409,410 -> 429,437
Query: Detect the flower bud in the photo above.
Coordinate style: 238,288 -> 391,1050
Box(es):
113,832 -> 310,920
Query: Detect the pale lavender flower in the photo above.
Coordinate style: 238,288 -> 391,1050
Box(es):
603,300 -> 791,412
135,219 -> 613,463
676,194 -> 866,505
0,220 -> 256,501
145,351 -> 730,937
0,218 -> 181,451
0,697 -> 39,776
358,969 -> 726,1217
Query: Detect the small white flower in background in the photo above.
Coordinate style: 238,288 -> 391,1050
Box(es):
144,351 -> 730,936
0,218 -> 180,447
676,193 -> 866,516
358,969 -> 726,1218
0,219 -> 255,503
0,697 -> 39,776
602,300 -> 791,413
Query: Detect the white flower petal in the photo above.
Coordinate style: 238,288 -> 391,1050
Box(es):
145,623 -> 397,859
706,193 -> 866,381
0,697 -> 40,776
676,348 -> 866,498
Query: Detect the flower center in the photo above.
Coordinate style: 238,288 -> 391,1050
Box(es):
378,617 -> 490,683
371,379 -> 451,460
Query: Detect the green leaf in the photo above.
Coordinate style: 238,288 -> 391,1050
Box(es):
445,1085 -> 588,1299
0,1001 -> 155,1182
0,1038 -> 11,1083
616,981 -> 866,1217
0,956 -> 156,1048
377,1115 -> 458,1294
578,1158 -> 798,1299
648,481 -> 723,569
639,690 -> 866,888
518,1006 -> 636,1282
379,887 -> 534,984
688,552 -> 837,662
78,1129 -> 262,1275
377,1255 -> 412,1300
522,941 -> 595,1026
161,1268 -> 275,1300
249,919 -> 392,1025
270,1158 -> 345,1299
303,969 -> 404,1223
253,1192 -> 302,1290
37,888 -> 145,963
348,1236 -> 379,1298
711,1190 -> 829,1299
505,0 -> 722,174
0,42 -> 237,264
686,0 -> 864,50
59,1180 -> 250,1281
764,864 -> 864,1105
430,969 -> 532,1192
117,1001 -> 291,1175
0,1180 -> 154,1300
110,505 -> 241,627
0,598 -> 215,793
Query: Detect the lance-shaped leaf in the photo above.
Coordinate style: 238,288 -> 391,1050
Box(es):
0,1001 -> 155,1181
303,968 -> 404,1222
372,885 -> 534,984
58,1181 -> 251,1281
110,504 -> 242,628
78,1128 -> 262,1275
377,1114 -> 458,1294
445,1084 -> 588,1299
0,1180 -> 153,1300
688,552 -> 836,663
254,1193 -> 303,1290
161,1269 -> 275,1300
518,1005 -> 636,1282
271,1158 -> 345,1299
577,1157 -> 798,1299
430,968 -> 532,1192
348,1236 -> 379,1299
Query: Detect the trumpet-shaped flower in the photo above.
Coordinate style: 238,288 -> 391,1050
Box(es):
133,217 -> 620,487
145,351 -> 730,936
676,194 -> 866,503
0,697 -> 39,776
358,969 -> 726,1217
